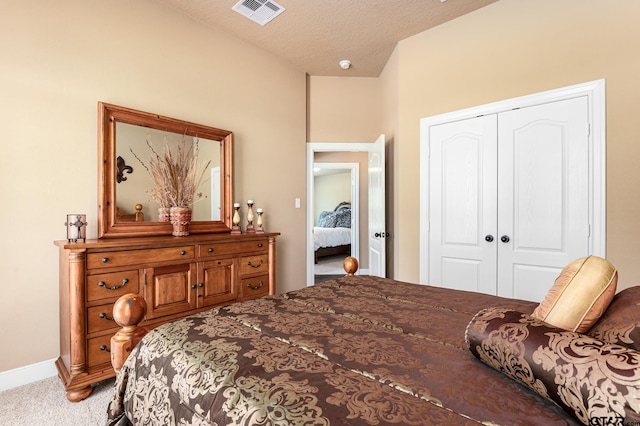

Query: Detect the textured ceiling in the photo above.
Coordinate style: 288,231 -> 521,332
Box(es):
151,0 -> 498,77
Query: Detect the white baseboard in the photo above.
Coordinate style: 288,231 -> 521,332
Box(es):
0,359 -> 58,392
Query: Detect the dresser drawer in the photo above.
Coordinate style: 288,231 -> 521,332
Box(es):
86,270 -> 139,302
198,240 -> 267,258
239,254 -> 269,276
87,246 -> 194,269
87,304 -> 118,334
239,274 -> 269,299
86,334 -> 113,368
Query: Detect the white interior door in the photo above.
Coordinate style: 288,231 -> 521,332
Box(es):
306,135 -> 387,285
368,134 -> 386,277
497,96 -> 590,301
428,115 -> 498,294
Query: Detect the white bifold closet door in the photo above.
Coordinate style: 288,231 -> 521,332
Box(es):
428,96 -> 589,302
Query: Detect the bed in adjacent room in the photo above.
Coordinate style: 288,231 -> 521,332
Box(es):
313,201 -> 352,263
107,256 -> 640,425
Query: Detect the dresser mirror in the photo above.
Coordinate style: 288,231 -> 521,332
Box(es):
98,102 -> 233,238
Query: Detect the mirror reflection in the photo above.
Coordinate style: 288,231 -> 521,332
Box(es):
115,122 -> 222,222
98,101 -> 233,239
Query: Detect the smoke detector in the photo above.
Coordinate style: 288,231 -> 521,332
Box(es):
339,60 -> 351,70
232,0 -> 285,26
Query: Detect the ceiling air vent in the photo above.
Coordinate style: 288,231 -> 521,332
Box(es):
232,0 -> 285,26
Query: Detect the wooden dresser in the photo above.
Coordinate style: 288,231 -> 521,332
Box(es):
55,232 -> 278,401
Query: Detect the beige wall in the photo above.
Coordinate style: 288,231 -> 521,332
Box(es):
391,0 -> 640,288
307,77 -> 382,270
0,0 -> 306,372
308,77 -> 382,143
314,172 -> 351,222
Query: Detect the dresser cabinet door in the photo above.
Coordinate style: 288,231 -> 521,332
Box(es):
198,259 -> 237,308
144,263 -> 197,319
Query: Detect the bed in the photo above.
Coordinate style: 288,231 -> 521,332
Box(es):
107,257 -> 640,425
314,201 -> 351,263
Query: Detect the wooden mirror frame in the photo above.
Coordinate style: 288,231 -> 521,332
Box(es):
98,102 -> 233,238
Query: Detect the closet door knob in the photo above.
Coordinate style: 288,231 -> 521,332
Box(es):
485,235 -> 494,242
501,235 -> 510,243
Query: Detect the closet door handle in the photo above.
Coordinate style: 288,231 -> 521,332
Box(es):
501,235 -> 510,243
485,235 -> 494,242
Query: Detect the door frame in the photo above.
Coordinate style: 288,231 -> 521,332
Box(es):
312,161 -> 360,276
306,141 -> 380,286
419,79 -> 606,284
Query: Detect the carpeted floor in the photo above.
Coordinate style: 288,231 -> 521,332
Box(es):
0,376 -> 114,425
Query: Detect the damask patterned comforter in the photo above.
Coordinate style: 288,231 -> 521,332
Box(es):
107,275 -> 578,425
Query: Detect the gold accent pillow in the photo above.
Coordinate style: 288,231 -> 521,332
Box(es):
532,256 -> 617,333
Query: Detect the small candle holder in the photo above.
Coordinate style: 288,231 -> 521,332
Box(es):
65,214 -> 88,243
231,203 -> 241,234
256,208 -> 265,233
246,200 -> 255,234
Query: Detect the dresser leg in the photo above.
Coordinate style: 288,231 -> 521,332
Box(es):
66,385 -> 93,402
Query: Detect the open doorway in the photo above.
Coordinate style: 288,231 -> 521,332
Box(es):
312,162 -> 359,284
306,135 -> 386,287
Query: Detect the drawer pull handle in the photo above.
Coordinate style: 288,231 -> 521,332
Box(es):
258,243 -> 263,248
208,248 -> 214,253
99,312 -> 114,321
98,278 -> 129,290
102,257 -> 109,263
248,259 -> 263,268
191,284 -> 197,289
199,283 -> 204,288
180,250 -> 187,255
100,345 -> 111,353
247,281 -> 264,290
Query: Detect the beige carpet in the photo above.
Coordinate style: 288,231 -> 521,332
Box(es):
314,254 -> 346,275
0,376 -> 114,425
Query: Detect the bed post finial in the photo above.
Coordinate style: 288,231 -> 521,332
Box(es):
111,293 -> 147,372
344,256 -> 359,276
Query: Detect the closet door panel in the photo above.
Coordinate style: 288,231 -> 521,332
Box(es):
497,96 -> 590,301
429,115 -> 498,295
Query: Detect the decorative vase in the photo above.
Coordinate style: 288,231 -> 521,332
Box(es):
158,207 -> 170,222
170,207 -> 192,236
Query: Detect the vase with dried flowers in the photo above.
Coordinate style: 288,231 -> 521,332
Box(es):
132,135 -> 211,236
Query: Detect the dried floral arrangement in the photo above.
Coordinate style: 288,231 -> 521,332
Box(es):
131,136 -> 211,209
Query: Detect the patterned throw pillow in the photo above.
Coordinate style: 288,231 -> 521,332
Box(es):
334,209 -> 351,228
467,308 -> 640,425
587,286 -> 640,351
531,256 -> 617,333
317,211 -> 337,228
